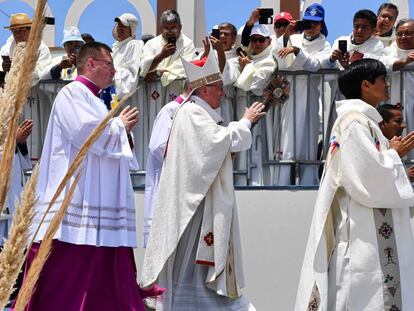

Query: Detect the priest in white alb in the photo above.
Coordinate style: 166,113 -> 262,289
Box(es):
380,18 -> 414,159
142,80 -> 191,247
295,59 -> 414,311
20,42 -> 152,310
142,44 -> 265,310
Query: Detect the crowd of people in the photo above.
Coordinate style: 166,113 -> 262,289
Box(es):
1,3 -> 414,310
1,4 -> 414,188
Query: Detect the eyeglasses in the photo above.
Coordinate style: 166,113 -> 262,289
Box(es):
161,27 -> 179,34
92,58 -> 114,68
274,22 -> 289,29
396,31 -> 414,37
250,36 -> 266,43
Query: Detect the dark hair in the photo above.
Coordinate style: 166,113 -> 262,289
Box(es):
81,33 -> 95,42
377,3 -> 399,17
353,9 -> 377,28
338,58 -> 386,99
377,104 -> 401,122
141,33 -> 154,44
77,41 -> 112,74
396,18 -> 414,30
218,22 -> 237,37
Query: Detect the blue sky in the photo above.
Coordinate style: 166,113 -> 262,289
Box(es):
0,0 -> 412,47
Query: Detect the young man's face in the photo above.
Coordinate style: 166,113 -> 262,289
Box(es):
218,26 -> 236,51
273,20 -> 289,38
380,109 -> 405,139
365,75 -> 389,106
303,21 -> 323,37
353,18 -> 375,44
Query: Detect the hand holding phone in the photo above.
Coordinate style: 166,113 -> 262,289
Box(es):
167,36 -> 176,46
211,28 -> 220,40
338,40 -> 347,54
236,47 -> 247,58
1,55 -> 11,72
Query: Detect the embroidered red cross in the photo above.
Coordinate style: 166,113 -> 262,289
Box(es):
203,232 -> 214,246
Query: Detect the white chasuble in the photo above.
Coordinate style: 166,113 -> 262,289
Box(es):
295,99 -> 414,311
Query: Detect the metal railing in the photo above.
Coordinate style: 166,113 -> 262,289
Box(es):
21,68 -> 413,187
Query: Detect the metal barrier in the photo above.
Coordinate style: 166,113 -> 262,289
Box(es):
22,68 -> 411,187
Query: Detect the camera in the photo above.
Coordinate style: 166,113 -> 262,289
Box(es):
259,8 -> 273,24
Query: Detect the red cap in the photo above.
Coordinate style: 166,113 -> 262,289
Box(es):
274,11 -> 293,24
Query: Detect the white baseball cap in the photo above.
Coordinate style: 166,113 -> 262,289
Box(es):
250,24 -> 271,37
114,13 -> 138,37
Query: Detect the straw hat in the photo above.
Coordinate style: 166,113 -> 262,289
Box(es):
4,13 -> 32,30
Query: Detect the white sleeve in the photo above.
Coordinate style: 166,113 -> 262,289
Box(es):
222,57 -> 241,86
32,44 -> 52,86
55,87 -> 133,159
340,121 -> 414,209
114,41 -> 142,97
227,120 -> 252,152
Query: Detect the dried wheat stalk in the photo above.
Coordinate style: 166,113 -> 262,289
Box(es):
14,172 -> 81,311
0,0 -> 47,213
0,165 -> 38,309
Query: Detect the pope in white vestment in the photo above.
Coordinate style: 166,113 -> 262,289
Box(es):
295,59 -> 414,311
142,46 -> 263,311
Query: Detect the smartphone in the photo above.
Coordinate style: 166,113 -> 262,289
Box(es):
295,20 -> 312,31
211,28 -> 220,40
259,8 -> 274,24
167,36 -> 176,46
236,47 -> 246,58
338,40 -> 347,54
44,17 -> 55,25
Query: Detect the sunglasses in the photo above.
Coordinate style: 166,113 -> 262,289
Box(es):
250,36 -> 266,43
274,22 -> 289,29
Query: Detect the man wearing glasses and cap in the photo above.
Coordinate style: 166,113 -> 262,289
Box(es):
1,13 -> 51,86
234,24 -> 275,185
140,9 -> 196,86
43,26 -> 84,81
